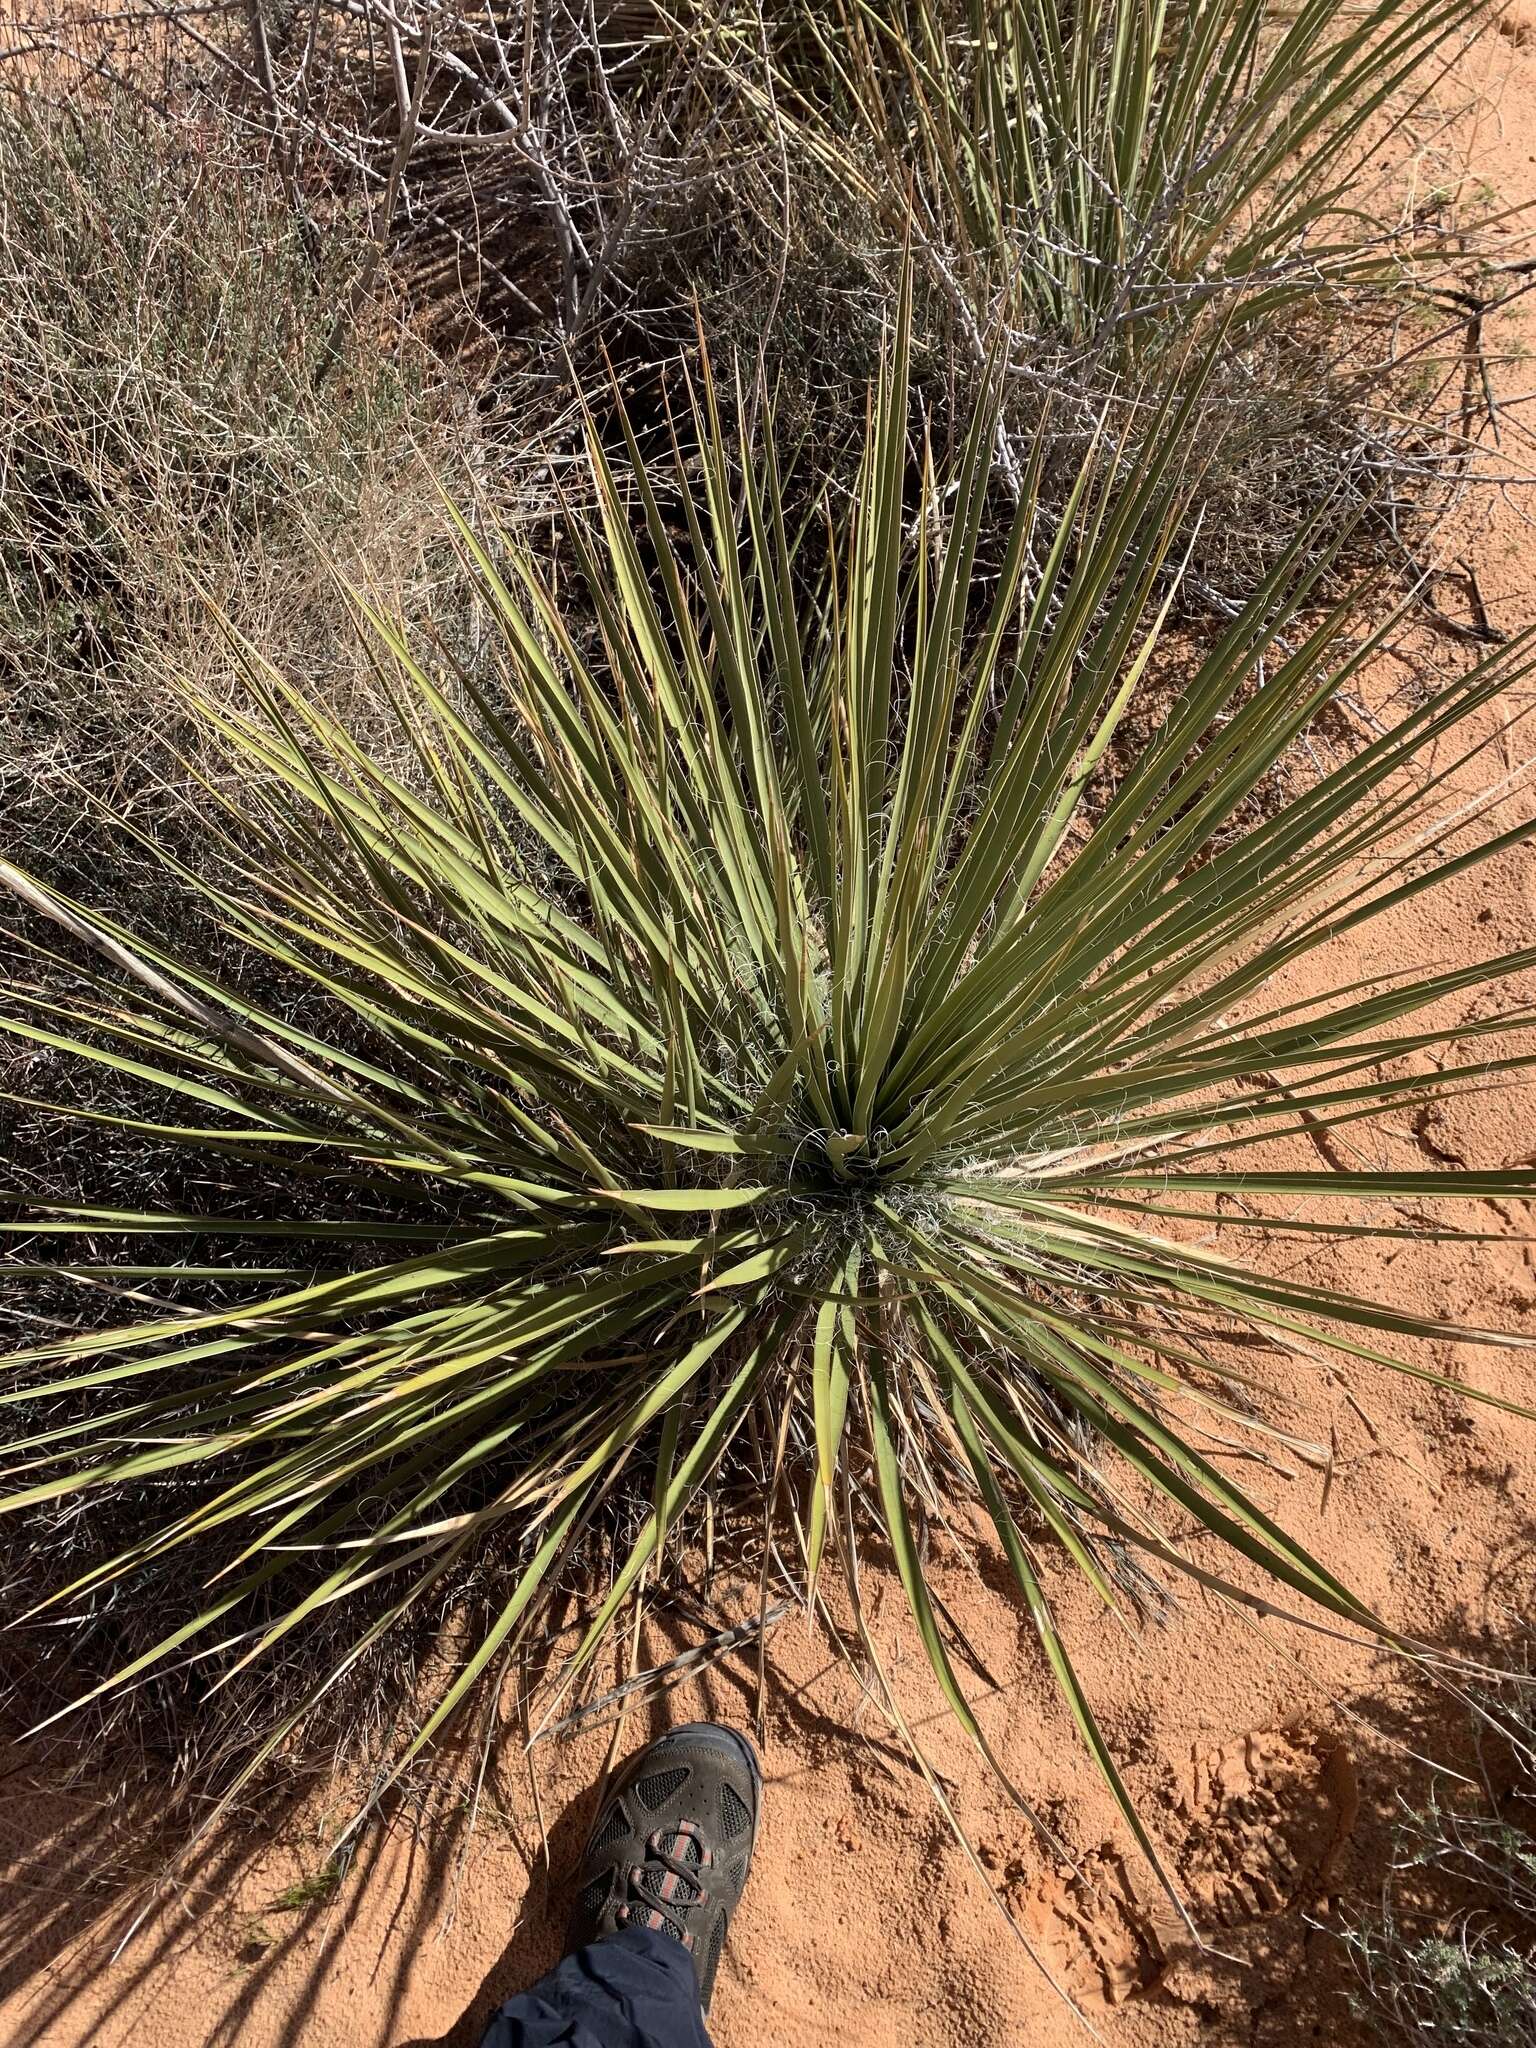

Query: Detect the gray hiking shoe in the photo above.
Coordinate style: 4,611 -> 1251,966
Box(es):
567,1721 -> 762,2012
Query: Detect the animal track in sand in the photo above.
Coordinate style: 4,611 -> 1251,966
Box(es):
1024,1728 -> 1358,2009
1022,1845 -> 1168,2009
1177,1728 -> 1359,1929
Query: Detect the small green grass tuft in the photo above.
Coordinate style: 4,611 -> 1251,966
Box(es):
268,1865 -> 344,1914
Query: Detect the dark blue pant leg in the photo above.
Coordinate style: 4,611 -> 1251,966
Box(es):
477,1926 -> 713,2048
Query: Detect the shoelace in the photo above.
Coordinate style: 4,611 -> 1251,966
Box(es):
615,1822 -> 714,1951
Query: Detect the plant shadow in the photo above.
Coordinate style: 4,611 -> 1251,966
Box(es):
5,1531 -> 1536,2048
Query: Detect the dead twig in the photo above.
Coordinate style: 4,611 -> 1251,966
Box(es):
535,1603 -> 792,1741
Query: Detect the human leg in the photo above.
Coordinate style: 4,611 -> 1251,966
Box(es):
476,1722 -> 761,2048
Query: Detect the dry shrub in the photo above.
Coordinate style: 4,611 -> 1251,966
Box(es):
0,87 -> 483,892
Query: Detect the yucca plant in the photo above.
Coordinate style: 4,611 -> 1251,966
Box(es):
4,307 -> 1536,1904
778,0 -> 1483,361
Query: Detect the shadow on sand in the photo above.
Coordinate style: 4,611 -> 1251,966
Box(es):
3,1531 -> 1536,2048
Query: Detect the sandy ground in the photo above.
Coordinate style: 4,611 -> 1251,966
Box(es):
7,21 -> 1536,2048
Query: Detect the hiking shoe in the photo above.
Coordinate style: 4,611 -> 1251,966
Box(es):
567,1721 -> 762,2012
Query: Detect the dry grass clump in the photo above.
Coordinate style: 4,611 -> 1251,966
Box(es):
1340,1688 -> 1536,2043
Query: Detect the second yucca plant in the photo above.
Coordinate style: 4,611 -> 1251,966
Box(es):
5,308 -> 1536,1896
788,0 -> 1482,360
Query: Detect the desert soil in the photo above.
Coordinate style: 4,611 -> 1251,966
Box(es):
7,21 -> 1536,2048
